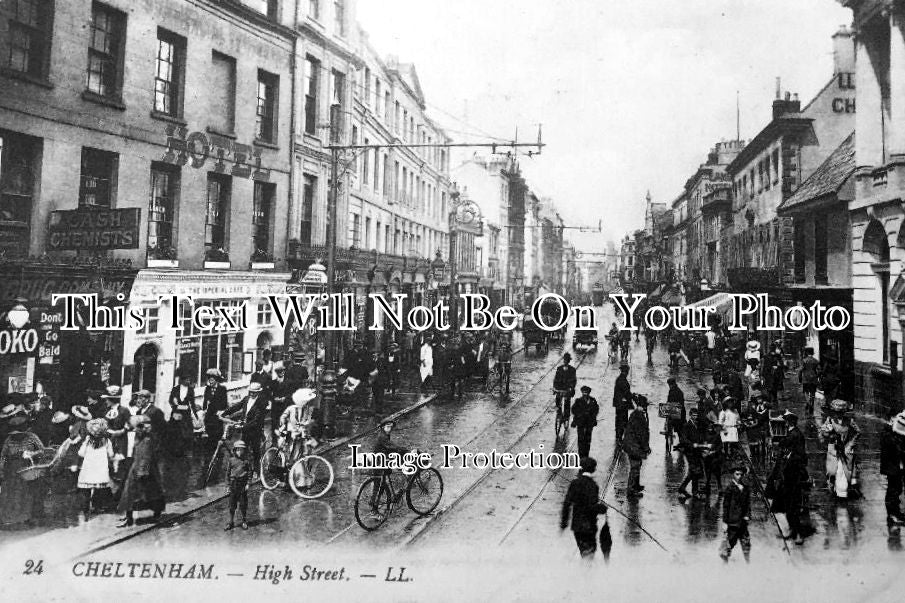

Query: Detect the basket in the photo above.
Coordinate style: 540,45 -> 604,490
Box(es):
16,449 -> 56,481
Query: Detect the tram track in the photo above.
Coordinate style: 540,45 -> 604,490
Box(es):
397,343 -> 590,548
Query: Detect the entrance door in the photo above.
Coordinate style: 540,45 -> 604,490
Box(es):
133,343 -> 159,399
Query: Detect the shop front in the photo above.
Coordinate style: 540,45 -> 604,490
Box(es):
0,259 -> 137,409
125,269 -> 291,408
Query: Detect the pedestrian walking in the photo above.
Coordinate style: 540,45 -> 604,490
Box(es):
719,463 -> 752,563
49,409 -> 71,446
77,418 -> 114,518
28,396 -> 53,446
384,343 -> 402,396
249,359 -> 273,399
663,377 -> 686,438
0,407 -> 46,527
799,347 -> 820,413
702,423 -> 724,494
571,386 -> 599,459
270,362 -> 293,436
203,368 -> 229,443
677,408 -> 706,500
718,397 -> 741,458
560,457 -> 609,560
420,337 -> 434,393
819,399 -> 861,499
622,394 -> 650,497
167,368 -> 198,455
224,440 -> 252,531
686,335 -> 701,370
613,363 -> 632,441
880,412 -> 905,527
371,351 -> 387,412
117,415 -> 165,527
767,411 -> 807,545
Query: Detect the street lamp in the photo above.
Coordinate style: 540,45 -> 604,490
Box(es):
6,298 -> 29,329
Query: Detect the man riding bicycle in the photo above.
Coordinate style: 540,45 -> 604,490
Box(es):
553,353 -> 578,426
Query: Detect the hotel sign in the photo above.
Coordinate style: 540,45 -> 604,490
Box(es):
160,125 -> 271,181
48,208 -> 140,250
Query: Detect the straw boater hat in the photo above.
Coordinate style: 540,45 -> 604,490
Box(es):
746,341 -> 761,352
86,418 -> 109,437
892,412 -> 905,437
206,368 -> 224,381
135,389 -> 152,398
72,405 -> 92,421
233,440 -> 247,449
101,385 -> 122,401
292,388 -> 317,406
247,381 -> 263,393
52,411 -> 71,424
0,403 -> 18,419
782,410 -> 799,423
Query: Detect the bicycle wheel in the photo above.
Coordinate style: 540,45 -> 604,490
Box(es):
355,476 -> 392,530
260,447 -> 286,491
554,402 -> 564,439
288,454 -> 334,499
202,442 -> 223,487
406,467 -> 444,516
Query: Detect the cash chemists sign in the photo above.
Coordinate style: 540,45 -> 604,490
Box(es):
48,208 -> 140,250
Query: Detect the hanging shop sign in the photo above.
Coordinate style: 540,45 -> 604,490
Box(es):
48,208 -> 140,250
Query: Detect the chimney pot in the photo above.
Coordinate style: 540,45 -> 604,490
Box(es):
785,91 -> 791,101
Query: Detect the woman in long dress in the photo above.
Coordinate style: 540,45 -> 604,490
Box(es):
77,418 -> 114,517
819,400 -> 860,499
0,409 -> 46,526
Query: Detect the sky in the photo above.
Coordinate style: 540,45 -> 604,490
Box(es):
357,0 -> 853,253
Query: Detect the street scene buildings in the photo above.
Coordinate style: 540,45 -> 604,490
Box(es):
5,1 -> 905,599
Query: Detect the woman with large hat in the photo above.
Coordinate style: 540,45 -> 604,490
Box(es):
116,415 -> 166,527
166,366 -> 198,455
818,399 -> 861,499
0,406 -> 47,526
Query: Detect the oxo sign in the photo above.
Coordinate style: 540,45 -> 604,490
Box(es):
0,328 -> 39,355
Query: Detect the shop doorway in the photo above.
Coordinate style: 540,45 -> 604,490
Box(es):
133,343 -> 159,399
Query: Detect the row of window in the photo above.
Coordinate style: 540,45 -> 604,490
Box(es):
348,212 -> 448,259
0,129 -> 277,260
5,1 -> 281,144
734,148 -> 781,204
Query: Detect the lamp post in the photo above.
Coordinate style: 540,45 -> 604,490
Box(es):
321,103 -> 342,439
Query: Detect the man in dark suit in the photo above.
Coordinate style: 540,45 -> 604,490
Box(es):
202,368 -> 229,443
560,456 -> 609,559
571,385 -> 599,459
623,393 -> 650,497
222,381 -> 268,475
249,359 -> 272,399
612,364 -> 632,441
134,389 -> 166,438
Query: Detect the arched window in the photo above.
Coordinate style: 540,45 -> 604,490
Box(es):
133,343 -> 159,394
863,220 -> 890,362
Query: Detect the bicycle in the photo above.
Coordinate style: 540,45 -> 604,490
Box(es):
260,433 -> 334,498
485,360 -> 511,398
354,456 -> 444,530
203,415 -> 244,488
606,336 -> 619,364
553,388 -> 572,440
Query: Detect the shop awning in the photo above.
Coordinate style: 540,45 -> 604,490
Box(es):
684,291 -> 735,322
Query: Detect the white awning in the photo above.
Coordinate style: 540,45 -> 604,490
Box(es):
684,291 -> 734,320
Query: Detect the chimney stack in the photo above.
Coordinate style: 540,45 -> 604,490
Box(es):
832,25 -> 855,75
775,77 -> 781,100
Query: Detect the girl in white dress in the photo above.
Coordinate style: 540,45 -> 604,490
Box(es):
718,398 -> 741,456
78,418 -> 114,517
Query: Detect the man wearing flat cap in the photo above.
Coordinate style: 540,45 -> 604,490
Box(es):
571,385 -> 599,459
560,457 -> 609,559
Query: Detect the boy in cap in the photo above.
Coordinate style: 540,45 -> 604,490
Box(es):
225,440 -> 252,530
571,386 -> 599,459
719,463 -> 751,563
560,456 -> 609,559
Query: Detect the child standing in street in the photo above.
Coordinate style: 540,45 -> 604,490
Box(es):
225,440 -> 252,531
719,464 -> 751,563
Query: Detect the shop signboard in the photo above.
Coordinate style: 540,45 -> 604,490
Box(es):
48,208 -> 141,250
